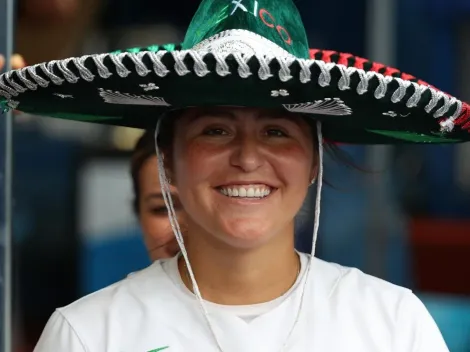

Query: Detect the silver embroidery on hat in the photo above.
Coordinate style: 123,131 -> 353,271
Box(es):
7,100 -> 19,109
383,111 -> 411,117
271,89 -> 289,97
140,83 -> 160,91
284,98 -> 352,116
192,29 -> 294,58
0,29 -> 464,131
54,93 -> 74,99
98,88 -> 170,106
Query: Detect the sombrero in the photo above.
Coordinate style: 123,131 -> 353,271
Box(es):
1,0 -> 470,144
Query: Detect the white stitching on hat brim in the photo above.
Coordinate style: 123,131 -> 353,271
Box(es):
0,30 -> 463,132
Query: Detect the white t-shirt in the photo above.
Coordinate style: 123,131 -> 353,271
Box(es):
163,252 -> 310,323
33,254 -> 449,352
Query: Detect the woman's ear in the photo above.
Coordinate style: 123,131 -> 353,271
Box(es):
309,164 -> 319,185
165,168 -> 174,184
162,150 -> 175,184
309,141 -> 320,185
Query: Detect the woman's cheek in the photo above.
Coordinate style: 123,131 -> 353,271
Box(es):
141,215 -> 170,242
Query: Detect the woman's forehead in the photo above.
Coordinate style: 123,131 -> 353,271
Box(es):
179,106 -> 300,121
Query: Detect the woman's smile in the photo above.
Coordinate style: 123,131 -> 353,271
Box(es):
214,184 -> 278,205
217,184 -> 274,198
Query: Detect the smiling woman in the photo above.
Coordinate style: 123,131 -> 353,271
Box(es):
131,123 -> 315,262
3,0 -> 464,350
159,107 -> 317,305
163,107 -> 316,246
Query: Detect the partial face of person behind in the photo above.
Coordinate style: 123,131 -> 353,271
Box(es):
169,107 -> 317,249
138,155 -> 185,260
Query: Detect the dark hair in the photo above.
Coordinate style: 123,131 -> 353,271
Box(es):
130,112 -> 179,215
130,129 -> 156,215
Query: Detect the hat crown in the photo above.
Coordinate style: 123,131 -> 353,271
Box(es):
182,0 -> 309,59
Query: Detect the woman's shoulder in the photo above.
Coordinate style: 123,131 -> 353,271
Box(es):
311,256 -> 412,305
34,258 -> 193,351
310,257 -> 448,350
59,259 -> 174,322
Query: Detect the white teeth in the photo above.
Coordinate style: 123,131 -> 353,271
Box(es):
219,185 -> 272,198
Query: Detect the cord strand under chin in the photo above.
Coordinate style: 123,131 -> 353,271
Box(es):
154,120 -> 224,352
311,121 -> 324,258
280,121 -> 324,350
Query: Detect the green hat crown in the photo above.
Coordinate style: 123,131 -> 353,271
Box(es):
182,0 -> 309,59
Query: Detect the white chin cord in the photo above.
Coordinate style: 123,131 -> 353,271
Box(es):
154,119 -> 324,352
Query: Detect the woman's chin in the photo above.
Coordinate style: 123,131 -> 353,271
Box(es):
216,220 -> 275,248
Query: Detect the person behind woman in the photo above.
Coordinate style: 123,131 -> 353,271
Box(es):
3,0 -> 465,350
130,129 -> 186,260
82,130 -> 186,294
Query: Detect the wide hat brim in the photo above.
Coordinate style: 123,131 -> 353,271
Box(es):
1,35 -> 469,144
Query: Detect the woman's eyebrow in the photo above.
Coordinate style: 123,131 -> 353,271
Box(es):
144,193 -> 178,202
186,109 -> 236,123
144,193 -> 164,202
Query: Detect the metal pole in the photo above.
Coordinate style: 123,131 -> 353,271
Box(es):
0,0 -> 15,350
365,0 -> 396,279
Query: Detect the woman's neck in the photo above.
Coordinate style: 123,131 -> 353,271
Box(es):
178,229 -> 300,305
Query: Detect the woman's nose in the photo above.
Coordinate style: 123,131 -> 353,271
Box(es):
229,135 -> 264,172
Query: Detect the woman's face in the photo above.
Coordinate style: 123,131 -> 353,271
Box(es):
171,107 -> 316,248
138,155 -> 185,261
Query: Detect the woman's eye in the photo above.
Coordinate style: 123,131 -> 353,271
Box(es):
150,207 -> 168,215
149,203 -> 182,215
203,128 -> 228,136
265,128 -> 288,137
